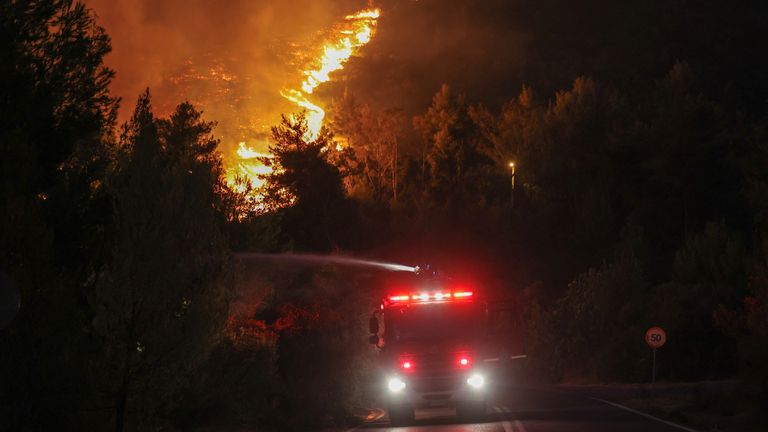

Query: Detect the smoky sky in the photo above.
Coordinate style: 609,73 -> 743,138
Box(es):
86,0 -> 371,148
325,0 -> 528,115
83,0 -> 536,154
85,0 -> 765,154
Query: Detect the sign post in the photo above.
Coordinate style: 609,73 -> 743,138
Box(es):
644,327 -> 667,383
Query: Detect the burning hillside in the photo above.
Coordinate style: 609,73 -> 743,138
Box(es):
232,7 -> 380,192
86,0 -> 380,199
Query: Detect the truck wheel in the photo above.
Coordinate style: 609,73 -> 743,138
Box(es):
388,405 -> 415,426
456,400 -> 486,422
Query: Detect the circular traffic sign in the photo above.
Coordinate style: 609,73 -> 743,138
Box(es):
645,327 -> 667,349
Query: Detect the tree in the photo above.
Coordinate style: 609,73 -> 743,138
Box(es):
0,0 -> 117,272
547,251 -> 648,381
471,85 -> 542,170
259,112 -> 355,251
329,91 -> 406,205
0,1 -> 118,429
650,222 -> 748,379
414,84 -> 497,208
88,92 -> 230,431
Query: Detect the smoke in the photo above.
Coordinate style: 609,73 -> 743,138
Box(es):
325,0 -> 529,116
86,0 -> 739,160
85,0 -> 372,151
85,0 -> 531,156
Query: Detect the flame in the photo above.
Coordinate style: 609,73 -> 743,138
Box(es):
281,8 -> 380,141
225,8 -> 380,204
228,142 -> 273,191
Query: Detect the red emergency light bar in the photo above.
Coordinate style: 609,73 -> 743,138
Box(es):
386,290 -> 474,304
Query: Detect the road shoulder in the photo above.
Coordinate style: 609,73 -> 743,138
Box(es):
550,381 -> 766,432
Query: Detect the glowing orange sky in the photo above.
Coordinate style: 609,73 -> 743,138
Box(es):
85,0 -> 375,155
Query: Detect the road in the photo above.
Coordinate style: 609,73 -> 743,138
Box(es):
353,385 -> 696,432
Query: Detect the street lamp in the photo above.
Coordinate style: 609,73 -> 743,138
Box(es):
508,161 -> 516,208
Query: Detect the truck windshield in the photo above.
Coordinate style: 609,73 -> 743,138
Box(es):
387,303 -> 483,342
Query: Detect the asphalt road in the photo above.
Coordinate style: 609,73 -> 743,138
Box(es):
353,386 -> 696,432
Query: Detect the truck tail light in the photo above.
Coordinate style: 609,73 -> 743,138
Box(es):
398,355 -> 415,372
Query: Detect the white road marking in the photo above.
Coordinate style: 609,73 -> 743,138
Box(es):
501,419 -> 515,432
590,397 -> 700,432
513,420 -> 528,432
498,406 -> 517,432
492,406 -> 514,432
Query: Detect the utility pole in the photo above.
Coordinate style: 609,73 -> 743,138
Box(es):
509,161 -> 516,209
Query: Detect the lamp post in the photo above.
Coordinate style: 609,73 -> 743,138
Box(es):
509,161 -> 516,209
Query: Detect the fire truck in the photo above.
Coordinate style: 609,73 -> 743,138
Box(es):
367,271 -> 524,425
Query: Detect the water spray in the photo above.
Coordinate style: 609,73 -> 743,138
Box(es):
234,252 -> 417,273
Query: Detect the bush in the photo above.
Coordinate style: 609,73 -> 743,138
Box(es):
650,222 -> 747,380
171,341 -> 278,430
532,252 -> 649,382
270,268 -> 375,429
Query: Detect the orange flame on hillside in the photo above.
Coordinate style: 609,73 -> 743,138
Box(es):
282,8 -> 380,140
226,8 -> 380,196
233,142 -> 273,189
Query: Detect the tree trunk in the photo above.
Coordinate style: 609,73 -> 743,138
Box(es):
115,372 -> 128,432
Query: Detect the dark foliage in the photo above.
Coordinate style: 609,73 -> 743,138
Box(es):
3,0 -> 768,431
259,113 -> 356,251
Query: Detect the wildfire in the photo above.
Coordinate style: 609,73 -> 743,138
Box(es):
232,142 -> 272,189
226,7 -> 381,197
281,8 -> 380,140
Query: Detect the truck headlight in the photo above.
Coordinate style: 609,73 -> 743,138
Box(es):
467,373 -> 485,389
388,377 -> 406,392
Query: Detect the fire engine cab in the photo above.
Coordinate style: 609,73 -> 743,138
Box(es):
368,272 -> 517,425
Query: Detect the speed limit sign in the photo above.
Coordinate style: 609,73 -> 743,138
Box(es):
645,327 -> 667,348
645,327 -> 666,383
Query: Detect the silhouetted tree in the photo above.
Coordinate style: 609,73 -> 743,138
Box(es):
414,84 -> 495,208
0,1 -> 118,429
259,112 -> 355,251
88,92 -> 230,431
329,91 -> 406,205
649,222 -> 747,379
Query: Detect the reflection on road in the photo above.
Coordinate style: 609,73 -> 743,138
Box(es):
359,405 -> 511,431
353,386 -> 694,432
